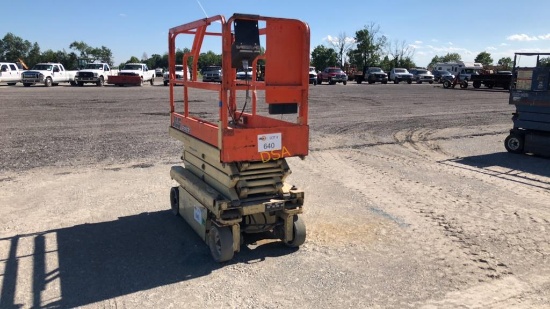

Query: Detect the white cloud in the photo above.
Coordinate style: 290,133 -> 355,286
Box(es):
448,42 -> 453,45
324,35 -> 355,44
486,46 -> 497,51
537,33 -> 550,40
506,34 -> 538,41
500,43 -> 508,46
414,40 -> 423,44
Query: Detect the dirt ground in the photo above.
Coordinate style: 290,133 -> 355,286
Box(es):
1,79 -> 549,308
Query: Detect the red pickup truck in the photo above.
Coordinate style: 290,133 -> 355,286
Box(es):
317,67 -> 348,85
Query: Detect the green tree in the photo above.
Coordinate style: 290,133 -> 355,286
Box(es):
311,45 -> 338,70
497,57 -> 513,69
69,41 -> 113,66
540,57 -> 550,67
197,50 -> 222,70
475,51 -> 493,66
348,23 -> 387,69
0,33 -> 32,62
427,53 -> 462,69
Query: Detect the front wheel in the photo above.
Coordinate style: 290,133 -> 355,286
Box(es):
407,79 -> 412,84
284,216 -> 306,248
343,81 -> 347,85
443,80 -> 451,88
208,224 -> 234,262
44,77 -> 52,87
460,81 -> 468,88
150,77 -> 154,85
97,76 -> 104,87
504,134 -> 524,154
429,81 -> 433,84
170,187 -> 179,215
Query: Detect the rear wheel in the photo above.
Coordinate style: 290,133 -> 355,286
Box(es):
473,81 -> 481,88
343,80 -> 347,85
504,134 -> 524,154
208,225 -> 234,262
150,76 -> 154,85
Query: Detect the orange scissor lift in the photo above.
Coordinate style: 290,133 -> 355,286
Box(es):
168,14 -> 310,262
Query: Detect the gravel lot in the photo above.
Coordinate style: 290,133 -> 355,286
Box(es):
1,79 -> 549,308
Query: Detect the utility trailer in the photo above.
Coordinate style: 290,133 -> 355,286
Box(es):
505,52 -> 550,155
470,71 -> 512,89
167,14 -> 310,262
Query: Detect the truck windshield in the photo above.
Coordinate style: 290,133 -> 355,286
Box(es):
394,69 -> 406,73
84,64 -> 104,70
175,65 -> 184,71
33,64 -> 53,71
123,64 -> 143,70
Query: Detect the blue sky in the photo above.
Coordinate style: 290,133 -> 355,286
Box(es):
3,1 -> 550,67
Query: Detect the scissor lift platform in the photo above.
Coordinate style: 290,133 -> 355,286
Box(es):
167,14 -> 310,262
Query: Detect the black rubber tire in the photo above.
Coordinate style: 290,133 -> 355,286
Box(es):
78,81 -> 84,87
284,216 -> 306,248
150,77 -> 154,85
473,81 -> 481,88
45,77 -> 52,87
343,81 -> 347,85
460,81 -> 468,88
209,225 -> 234,262
394,80 -> 399,84
164,80 -> 168,86
407,79 -> 412,84
443,80 -> 451,88
504,134 -> 524,154
97,76 -> 104,87
382,81 -> 387,84
170,187 -> 179,215
23,83 -> 31,87
356,80 -> 362,84
429,81 -> 433,84
317,79 -> 322,85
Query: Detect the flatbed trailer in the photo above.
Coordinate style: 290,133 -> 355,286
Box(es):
167,14 -> 310,262
505,52 -> 550,156
470,72 -> 512,89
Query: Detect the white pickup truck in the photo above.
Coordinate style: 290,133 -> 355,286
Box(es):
74,63 -> 113,86
108,63 -> 155,86
21,63 -> 76,87
0,62 -> 23,85
163,64 -> 190,86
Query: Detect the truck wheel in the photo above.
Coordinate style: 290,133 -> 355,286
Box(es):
407,79 -> 412,84
70,81 -> 77,86
460,81 -> 468,88
357,80 -> 362,84
382,81 -> 387,84
150,77 -> 154,85
394,79 -> 399,84
163,80 -> 168,86
78,82 -> 84,87
97,76 -> 104,87
7,83 -> 16,86
23,83 -> 31,87
473,81 -> 481,88
504,134 -> 524,154
44,77 -> 52,87
443,80 -> 451,88
170,187 -> 179,215
343,81 -> 347,85
284,216 -> 306,248
429,81 -> 433,84
317,79 -> 322,85
208,224 -> 234,262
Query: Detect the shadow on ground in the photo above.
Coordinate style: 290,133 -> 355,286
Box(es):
0,210 -> 297,308
441,151 -> 550,188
